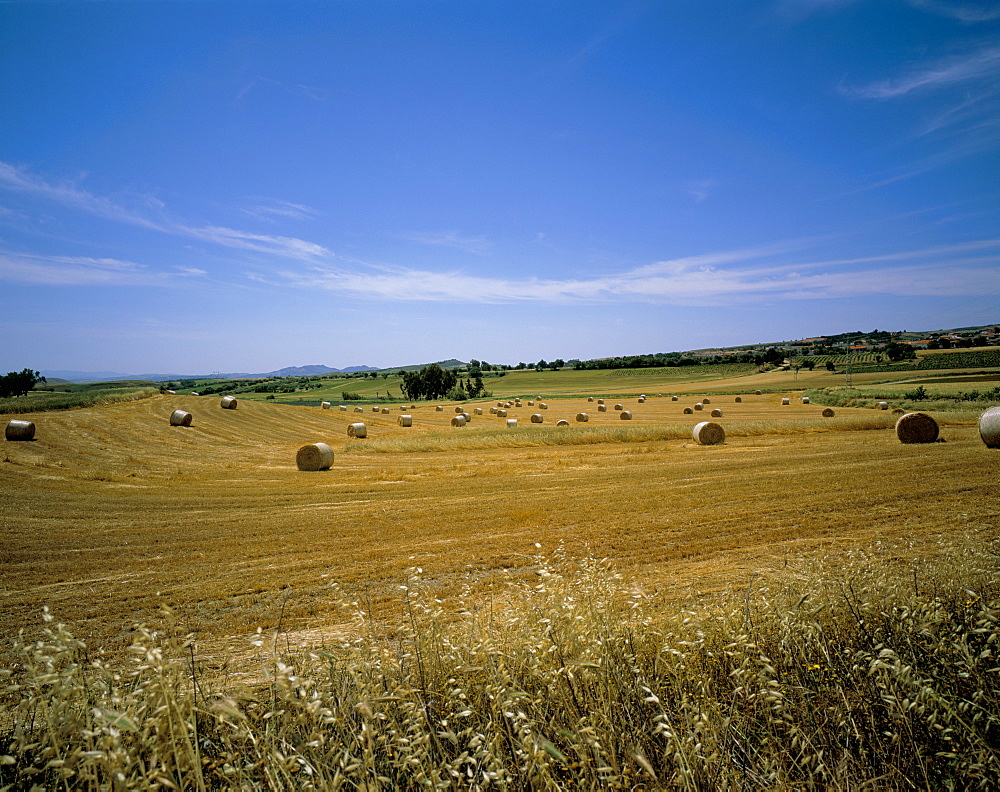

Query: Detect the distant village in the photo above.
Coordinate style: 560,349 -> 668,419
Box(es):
688,324 -> 1000,359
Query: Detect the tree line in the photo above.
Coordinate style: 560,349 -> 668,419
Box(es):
0,369 -> 46,398
571,349 -> 786,370
399,364 -> 487,401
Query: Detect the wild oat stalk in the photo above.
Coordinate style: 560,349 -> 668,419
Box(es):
2,533 -> 998,789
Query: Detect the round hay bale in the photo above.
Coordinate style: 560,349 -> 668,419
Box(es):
451,415 -> 467,427
381,407 -> 390,414
556,419 -> 570,427
220,396 -> 238,409
597,398 -> 605,405
190,391 -> 199,396
506,418 -> 517,428
683,407 -> 694,414
588,396 -> 594,402
575,412 -> 589,422
398,414 -> 413,427
461,412 -> 471,422
348,422 -> 367,438
710,408 -> 723,417
354,406 -> 364,413
877,401 -> 889,410
436,405 -> 444,412
755,390 -> 762,395
321,401 -> 331,410
671,396 -> 678,401
497,409 -> 508,418
892,408 -> 905,415
598,404 -> 607,412
539,402 -> 548,409
531,413 -> 544,423
339,405 -> 347,411
979,405 -> 1000,448
169,409 -> 192,427
620,410 -> 632,420
505,401 -> 514,408
693,421 -> 725,445
489,407 -> 498,414
801,397 -> 810,404
166,390 -> 176,395
296,442 -> 333,471
5,420 -> 35,441
638,397 -> 646,403
371,406 -> 380,413
455,406 -> 464,413
781,398 -> 790,406
515,400 -> 522,407
474,407 -> 483,415
896,412 -> 939,444
822,407 -> 835,417
640,394 -> 647,399
703,397 -> 711,404
614,403 -> 624,411
694,403 -> 704,411
735,396 -> 742,403
528,400 -> 535,406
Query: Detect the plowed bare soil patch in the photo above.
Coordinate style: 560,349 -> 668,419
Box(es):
2,394 -> 997,664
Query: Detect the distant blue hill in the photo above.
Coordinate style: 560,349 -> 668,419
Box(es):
41,364 -> 379,383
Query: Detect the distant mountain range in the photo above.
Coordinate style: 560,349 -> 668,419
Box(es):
37,322 -> 999,383
39,360 -> 478,383
41,364 -> 380,383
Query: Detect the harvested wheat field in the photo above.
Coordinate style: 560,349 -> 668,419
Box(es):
1,392 -> 997,663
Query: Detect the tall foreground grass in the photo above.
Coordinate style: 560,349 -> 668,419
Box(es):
2,534 -> 999,790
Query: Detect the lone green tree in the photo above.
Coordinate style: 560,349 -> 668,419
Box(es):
0,369 -> 46,398
400,364 -> 458,400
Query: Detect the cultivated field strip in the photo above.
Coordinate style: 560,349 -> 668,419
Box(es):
1,394 -> 997,662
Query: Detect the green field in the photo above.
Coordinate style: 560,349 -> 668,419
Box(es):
5,347 -> 998,416
0,383 -> 159,414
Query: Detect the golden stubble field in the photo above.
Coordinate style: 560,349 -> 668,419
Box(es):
2,392 -> 997,667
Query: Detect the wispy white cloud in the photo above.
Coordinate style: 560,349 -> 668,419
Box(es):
182,225 -> 329,259
235,76 -> 329,105
5,160 -> 997,307
401,230 -> 494,256
906,0 -> 1000,22
0,251 -> 159,286
841,46 -> 1000,99
241,199 -> 319,222
0,161 -> 168,232
835,44 -> 1000,188
0,161 -> 330,262
270,237 -> 1000,305
686,179 -> 716,203
174,266 -> 207,277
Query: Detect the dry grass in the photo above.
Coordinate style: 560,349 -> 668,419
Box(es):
1,391 -> 998,787
2,534 -> 998,789
1,393 -> 993,653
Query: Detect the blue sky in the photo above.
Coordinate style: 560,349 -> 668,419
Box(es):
1,0 -> 999,374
